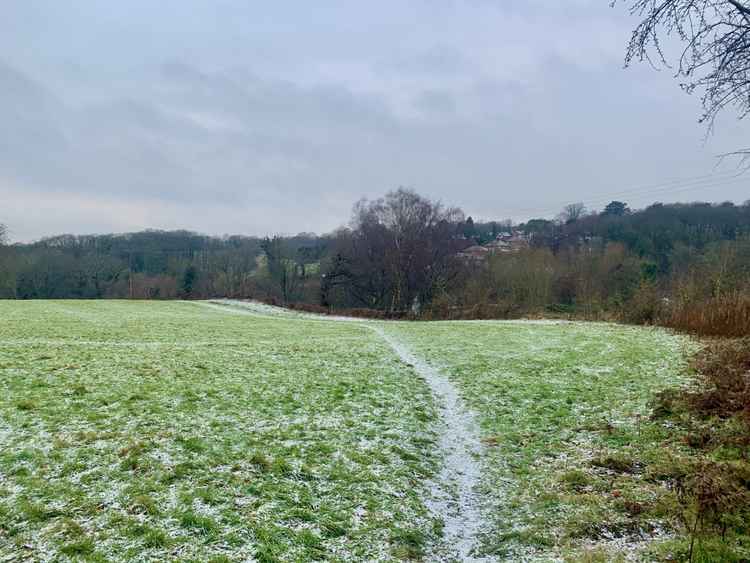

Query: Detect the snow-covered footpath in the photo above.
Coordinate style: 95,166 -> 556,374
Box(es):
202,301 -> 490,561
371,326 -> 489,562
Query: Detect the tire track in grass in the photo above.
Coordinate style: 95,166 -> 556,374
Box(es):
370,326 -> 490,563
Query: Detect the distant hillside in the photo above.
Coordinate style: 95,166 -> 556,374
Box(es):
1,194 -> 749,334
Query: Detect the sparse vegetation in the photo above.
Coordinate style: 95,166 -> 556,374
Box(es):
660,338 -> 750,561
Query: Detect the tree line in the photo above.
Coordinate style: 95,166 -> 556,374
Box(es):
0,229 -> 321,301
1,190 -> 749,333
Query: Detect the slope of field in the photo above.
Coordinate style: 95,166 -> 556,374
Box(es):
0,301 -> 439,562
385,321 -> 692,561
0,301 -> 693,562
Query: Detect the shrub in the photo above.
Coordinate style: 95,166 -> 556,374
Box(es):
688,337 -> 750,419
620,282 -> 663,325
287,302 -> 329,315
665,292 -> 750,338
656,339 -> 750,560
674,461 -> 750,562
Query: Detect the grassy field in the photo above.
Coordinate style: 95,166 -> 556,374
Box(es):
0,301 -> 694,561
386,321 -> 693,561
0,301 -> 439,562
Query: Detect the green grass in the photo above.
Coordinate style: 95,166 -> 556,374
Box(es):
0,300 -> 438,561
0,301 -> 698,561
382,319 -> 694,561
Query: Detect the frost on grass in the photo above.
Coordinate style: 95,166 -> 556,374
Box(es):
373,326 -> 491,563
0,301 -> 693,562
0,301 -> 439,562
385,320 -> 692,562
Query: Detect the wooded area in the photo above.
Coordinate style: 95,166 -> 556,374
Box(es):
2,191 -> 749,334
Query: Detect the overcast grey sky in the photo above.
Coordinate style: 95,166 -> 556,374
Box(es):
1,1 -> 748,241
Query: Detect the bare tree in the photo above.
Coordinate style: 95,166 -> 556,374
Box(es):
619,0 -> 750,137
0,223 -> 7,245
261,236 -> 305,304
325,189 -> 465,312
558,202 -> 587,224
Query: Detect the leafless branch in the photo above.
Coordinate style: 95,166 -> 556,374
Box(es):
619,0 -> 750,129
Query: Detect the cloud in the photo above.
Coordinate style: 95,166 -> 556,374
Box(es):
413,89 -> 458,115
0,2 -> 748,242
378,45 -> 474,77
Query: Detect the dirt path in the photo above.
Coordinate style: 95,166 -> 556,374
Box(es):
370,326 -> 489,562
200,300 -> 490,561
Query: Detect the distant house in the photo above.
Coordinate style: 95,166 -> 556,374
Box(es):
456,230 -> 529,261
485,230 -> 529,253
457,245 -> 490,261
